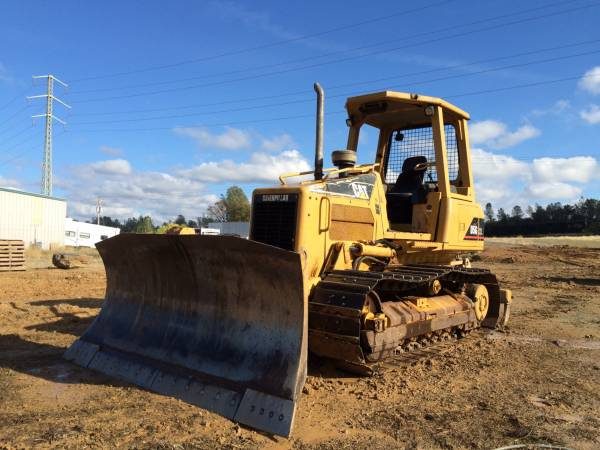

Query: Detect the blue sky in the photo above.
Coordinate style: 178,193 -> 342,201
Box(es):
0,0 -> 599,222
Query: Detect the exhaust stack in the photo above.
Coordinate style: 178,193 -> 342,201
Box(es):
313,82 -> 324,180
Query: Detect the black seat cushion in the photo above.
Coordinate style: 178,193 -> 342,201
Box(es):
389,156 -> 427,194
386,156 -> 428,225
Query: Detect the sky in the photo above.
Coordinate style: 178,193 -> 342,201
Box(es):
0,0 -> 599,222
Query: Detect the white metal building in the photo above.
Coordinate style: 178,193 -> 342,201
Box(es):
207,222 -> 250,238
0,187 -> 67,250
64,218 -> 120,248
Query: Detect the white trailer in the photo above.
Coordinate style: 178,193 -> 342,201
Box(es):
199,227 -> 220,235
64,218 -> 120,248
207,222 -> 249,238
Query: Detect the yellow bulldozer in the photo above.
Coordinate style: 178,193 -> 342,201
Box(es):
65,85 -> 511,437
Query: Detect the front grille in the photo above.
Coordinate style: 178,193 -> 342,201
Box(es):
250,193 -> 298,251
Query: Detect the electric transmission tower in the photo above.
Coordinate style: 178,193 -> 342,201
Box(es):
27,75 -> 70,197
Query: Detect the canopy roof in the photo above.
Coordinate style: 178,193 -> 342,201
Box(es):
345,91 -> 470,129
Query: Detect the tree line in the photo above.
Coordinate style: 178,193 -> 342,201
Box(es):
89,186 -> 251,233
88,184 -> 599,237
483,198 -> 600,236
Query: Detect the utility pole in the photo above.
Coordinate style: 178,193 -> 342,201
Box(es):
96,198 -> 103,225
27,75 -> 70,197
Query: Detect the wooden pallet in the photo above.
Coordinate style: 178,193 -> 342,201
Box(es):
0,240 -> 25,271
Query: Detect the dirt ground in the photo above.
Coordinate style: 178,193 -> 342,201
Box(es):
1,242 -> 599,449
487,236 -> 600,248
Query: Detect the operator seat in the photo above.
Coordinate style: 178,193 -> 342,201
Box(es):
387,156 -> 428,225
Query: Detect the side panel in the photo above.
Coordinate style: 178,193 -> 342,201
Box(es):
443,195 -> 485,251
329,204 -> 374,241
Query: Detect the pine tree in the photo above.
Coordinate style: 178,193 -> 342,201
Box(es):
484,202 -> 495,222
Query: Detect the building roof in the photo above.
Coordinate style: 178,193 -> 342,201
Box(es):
0,186 -> 66,202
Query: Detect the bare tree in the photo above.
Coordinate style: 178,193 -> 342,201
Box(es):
207,199 -> 227,222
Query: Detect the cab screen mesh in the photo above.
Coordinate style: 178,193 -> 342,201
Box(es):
385,125 -> 458,184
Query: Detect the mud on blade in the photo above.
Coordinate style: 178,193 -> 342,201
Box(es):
65,234 -> 307,437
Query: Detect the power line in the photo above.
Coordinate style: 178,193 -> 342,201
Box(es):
68,0 -> 598,104
72,72 -> 600,133
69,47 -> 600,125
317,39 -> 600,92
69,0 -> 456,83
0,147 -> 37,168
71,36 -> 600,118
68,0 -> 588,96
3,130 -> 39,153
0,128 -> 66,168
0,131 -> 40,159
0,124 -> 36,144
75,111 -> 333,132
69,3 -> 600,103
0,119 -> 564,173
0,104 -> 34,135
0,87 -> 31,113
447,74 -> 591,99
74,90 -> 309,117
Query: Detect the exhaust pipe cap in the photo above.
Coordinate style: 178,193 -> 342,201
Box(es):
332,149 -> 357,169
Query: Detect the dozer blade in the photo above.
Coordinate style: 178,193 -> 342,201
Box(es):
64,234 -> 307,437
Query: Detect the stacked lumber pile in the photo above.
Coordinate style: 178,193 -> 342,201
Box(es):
0,240 -> 25,271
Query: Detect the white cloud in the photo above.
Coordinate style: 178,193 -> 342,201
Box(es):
0,62 -> 13,84
471,148 -> 531,206
580,104 -> 600,124
206,0 -> 296,41
56,125 -> 307,221
579,66 -> 600,94
525,181 -> 582,200
260,133 -> 296,152
59,164 -> 216,222
0,174 -> 21,189
180,150 -> 310,183
471,148 -> 530,182
529,99 -> 570,118
470,120 -> 540,149
59,147 -> 310,222
89,159 -> 132,175
99,145 -> 124,157
203,1 -> 342,53
498,125 -> 540,149
531,156 -> 598,183
470,121 -> 505,144
471,149 -> 598,209
174,126 -> 252,150
174,126 -> 298,153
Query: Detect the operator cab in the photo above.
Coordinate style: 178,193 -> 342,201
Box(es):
344,91 -> 474,234
383,124 -> 460,228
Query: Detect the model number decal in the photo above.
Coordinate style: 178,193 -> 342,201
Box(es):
464,218 -> 484,240
262,194 -> 289,202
